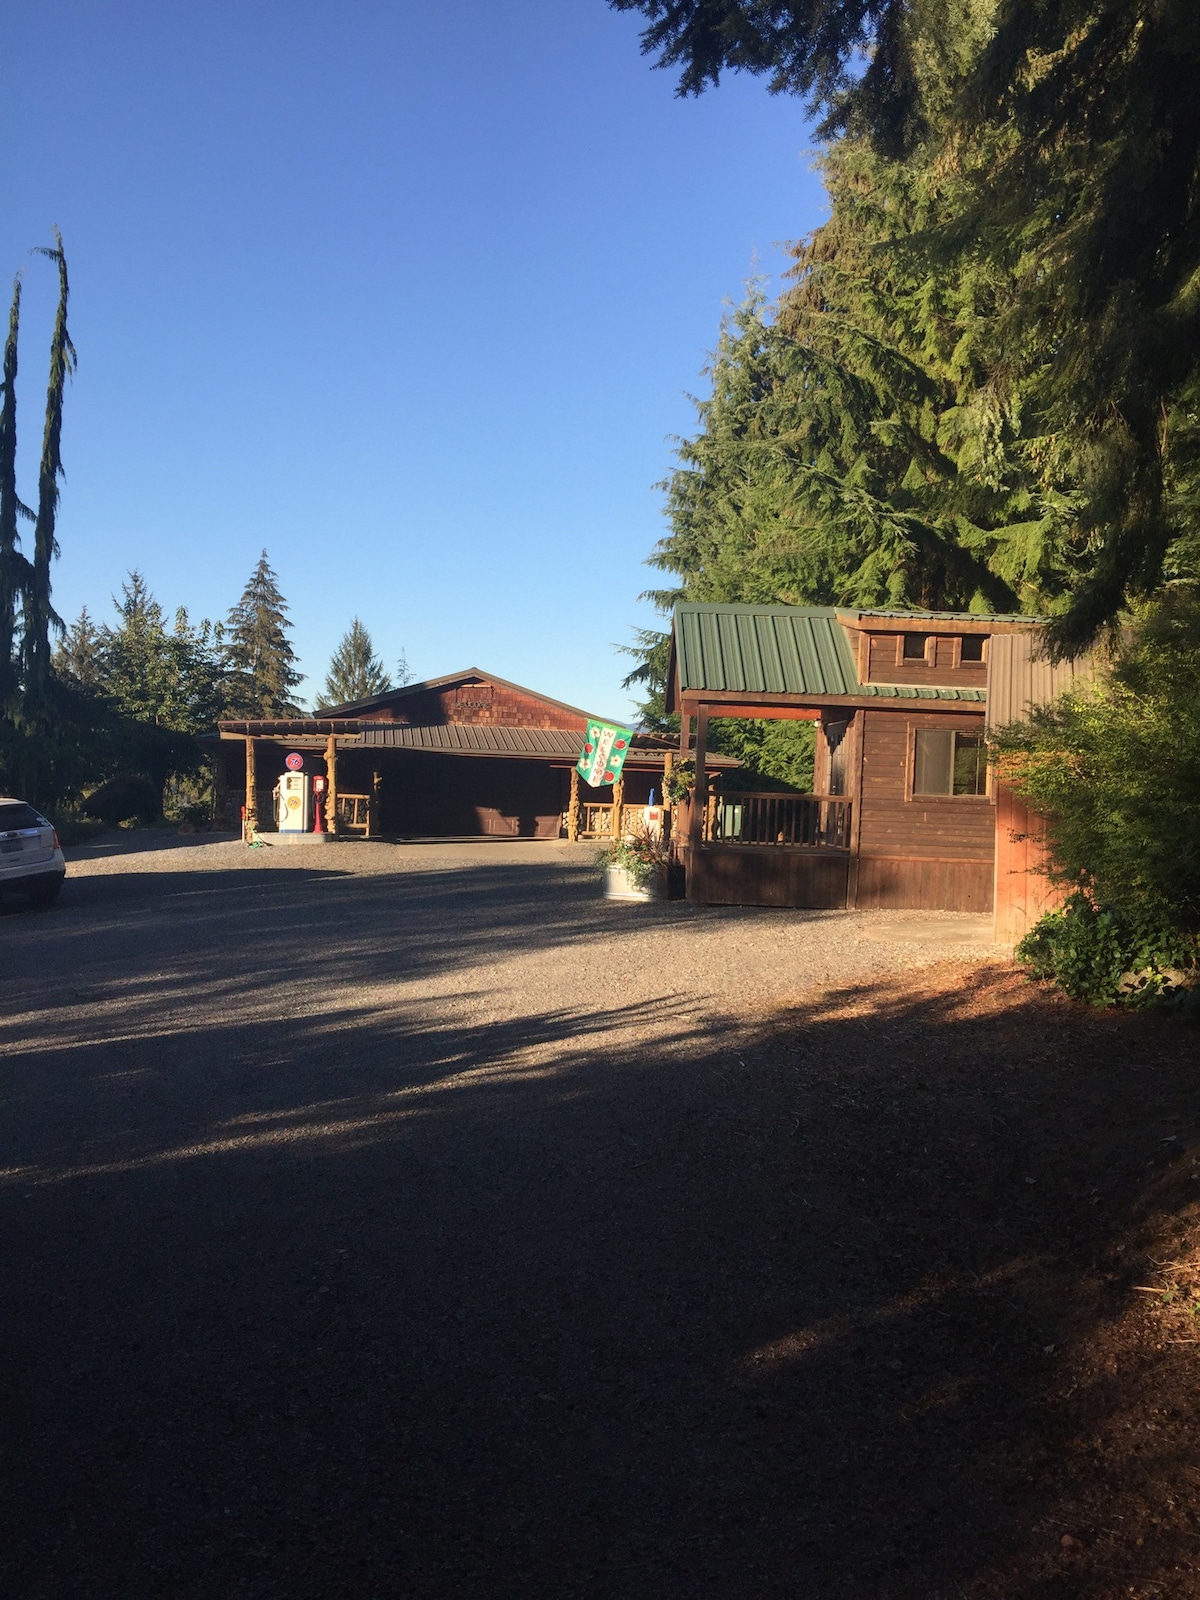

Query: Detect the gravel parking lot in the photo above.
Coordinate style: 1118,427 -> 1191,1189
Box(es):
6,832 -> 1090,1600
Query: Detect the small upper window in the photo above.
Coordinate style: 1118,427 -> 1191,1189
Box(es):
960,634 -> 986,662
902,633 -> 929,661
913,729 -> 987,797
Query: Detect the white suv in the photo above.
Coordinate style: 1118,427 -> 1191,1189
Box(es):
0,798 -> 66,906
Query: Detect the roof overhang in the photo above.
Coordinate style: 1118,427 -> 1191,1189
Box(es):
676,689 -> 987,715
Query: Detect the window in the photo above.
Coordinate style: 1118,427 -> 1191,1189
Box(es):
960,634 -> 985,662
0,803 -> 45,831
902,633 -> 928,661
912,728 -> 987,796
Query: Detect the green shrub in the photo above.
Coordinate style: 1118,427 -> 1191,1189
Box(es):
1016,892 -> 1198,1008
994,591 -> 1200,1006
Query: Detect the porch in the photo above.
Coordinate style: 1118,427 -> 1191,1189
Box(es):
678,789 -> 853,909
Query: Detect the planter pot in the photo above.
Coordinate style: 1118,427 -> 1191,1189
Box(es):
604,864 -> 662,901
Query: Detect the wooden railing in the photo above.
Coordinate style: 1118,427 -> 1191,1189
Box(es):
703,792 -> 851,850
337,793 -> 371,835
576,803 -> 649,839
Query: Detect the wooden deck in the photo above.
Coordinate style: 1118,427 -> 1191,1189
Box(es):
681,793 -> 852,908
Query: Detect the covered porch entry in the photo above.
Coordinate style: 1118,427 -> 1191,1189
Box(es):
677,702 -> 854,909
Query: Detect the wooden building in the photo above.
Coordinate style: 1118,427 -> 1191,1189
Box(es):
212,668 -> 728,842
986,631 -> 1099,945
666,601 -> 1080,938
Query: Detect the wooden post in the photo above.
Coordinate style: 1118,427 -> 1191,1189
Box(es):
567,766 -> 580,842
368,770 -> 381,838
689,705 -> 709,859
212,748 -> 227,830
661,749 -> 673,845
324,735 -> 339,835
610,775 -> 625,839
243,735 -> 257,840
845,711 -> 865,910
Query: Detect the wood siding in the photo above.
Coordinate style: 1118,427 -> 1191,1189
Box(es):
864,631 -> 989,689
687,845 -> 850,909
854,707 -> 994,912
858,709 -> 993,860
993,781 -> 1064,944
355,679 -> 588,732
855,856 -> 993,912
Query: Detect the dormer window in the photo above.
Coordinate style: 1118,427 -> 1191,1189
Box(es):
902,633 -> 929,661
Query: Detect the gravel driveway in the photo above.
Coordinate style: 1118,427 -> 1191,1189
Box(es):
1,833 -> 1004,1599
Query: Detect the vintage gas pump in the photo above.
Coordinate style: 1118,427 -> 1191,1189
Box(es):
277,771 -> 312,832
311,773 -> 327,833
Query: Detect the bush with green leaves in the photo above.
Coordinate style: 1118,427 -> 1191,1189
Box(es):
996,589 -> 1200,1004
1016,892 -> 1197,1008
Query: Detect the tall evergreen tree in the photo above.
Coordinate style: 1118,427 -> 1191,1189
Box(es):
319,618 -> 391,708
98,573 -> 225,733
0,276 -> 29,719
52,604 -> 104,693
88,573 -> 227,808
22,231 -> 74,706
613,0 -> 1200,652
223,551 -> 302,717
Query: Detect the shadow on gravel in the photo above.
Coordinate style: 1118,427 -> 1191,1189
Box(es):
0,859 -> 817,1047
2,877 -> 1199,1599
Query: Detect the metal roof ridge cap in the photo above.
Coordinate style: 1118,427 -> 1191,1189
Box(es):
675,600 -> 839,617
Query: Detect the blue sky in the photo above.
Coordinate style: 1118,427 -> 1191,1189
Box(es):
2,1 -> 827,719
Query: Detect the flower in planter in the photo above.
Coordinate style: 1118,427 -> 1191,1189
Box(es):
597,828 -> 666,888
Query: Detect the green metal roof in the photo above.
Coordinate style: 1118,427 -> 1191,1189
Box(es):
842,606 -> 1043,624
672,603 -> 988,702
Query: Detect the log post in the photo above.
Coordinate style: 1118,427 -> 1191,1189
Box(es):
324,735 -> 339,835
243,735 -> 257,840
610,774 -> 625,839
368,769 -> 381,838
660,750 -> 673,846
567,766 -> 580,842
689,706 -> 709,858
212,748 -> 227,830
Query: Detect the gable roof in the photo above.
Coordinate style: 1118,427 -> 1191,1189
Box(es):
675,605 -> 857,697
669,602 -> 993,705
315,667 -> 600,724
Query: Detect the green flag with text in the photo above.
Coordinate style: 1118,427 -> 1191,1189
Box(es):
576,721 -> 634,787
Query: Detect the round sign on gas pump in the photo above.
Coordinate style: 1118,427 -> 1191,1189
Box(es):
285,752 -> 304,771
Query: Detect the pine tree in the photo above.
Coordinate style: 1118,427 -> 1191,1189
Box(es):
22,231 -> 75,706
98,573 -> 225,733
223,551 -> 302,717
614,0 -> 1200,651
0,276 -> 29,718
53,605 -> 104,693
320,618 -> 391,708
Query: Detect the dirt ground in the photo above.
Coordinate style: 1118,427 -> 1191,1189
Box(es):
2,834 -> 1199,1599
